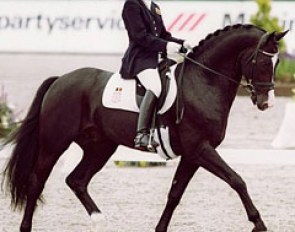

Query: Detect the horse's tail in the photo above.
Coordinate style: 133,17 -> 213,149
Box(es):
2,76 -> 58,210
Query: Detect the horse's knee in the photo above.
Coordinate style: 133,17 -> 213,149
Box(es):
230,174 -> 247,191
65,175 -> 75,190
66,175 -> 86,195
167,192 -> 181,208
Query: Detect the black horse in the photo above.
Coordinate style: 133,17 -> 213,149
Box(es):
2,25 -> 287,232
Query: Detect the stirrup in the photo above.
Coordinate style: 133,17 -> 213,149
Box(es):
134,132 -> 158,153
148,129 -> 159,148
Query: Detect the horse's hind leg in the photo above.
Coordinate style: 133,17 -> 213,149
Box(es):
65,139 -> 117,231
198,143 -> 267,232
20,143 -> 70,232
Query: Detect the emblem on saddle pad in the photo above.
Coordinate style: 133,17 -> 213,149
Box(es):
111,87 -> 123,103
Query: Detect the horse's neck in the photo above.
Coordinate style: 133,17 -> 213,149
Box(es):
199,49 -> 241,80
189,34 -> 256,109
181,53 -> 243,125
196,31 -> 259,78
188,52 -> 242,105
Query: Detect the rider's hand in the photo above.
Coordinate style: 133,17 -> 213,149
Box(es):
183,40 -> 193,50
167,53 -> 184,63
166,42 -> 182,54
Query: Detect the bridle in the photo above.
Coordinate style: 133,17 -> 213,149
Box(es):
245,32 -> 278,99
179,32 -> 279,97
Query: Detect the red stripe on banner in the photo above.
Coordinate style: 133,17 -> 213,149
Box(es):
167,13 -> 184,31
178,13 -> 195,31
189,13 -> 206,31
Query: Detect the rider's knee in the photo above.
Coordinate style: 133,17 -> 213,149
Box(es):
137,69 -> 162,98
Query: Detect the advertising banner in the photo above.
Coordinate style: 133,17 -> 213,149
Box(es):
0,1 -> 294,54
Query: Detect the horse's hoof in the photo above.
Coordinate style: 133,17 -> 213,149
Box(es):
20,223 -> 32,232
252,228 -> 267,232
155,225 -> 167,232
90,213 -> 107,232
252,223 -> 267,232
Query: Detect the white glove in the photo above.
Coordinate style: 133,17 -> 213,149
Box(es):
166,42 -> 181,54
183,40 -> 193,50
167,53 -> 184,64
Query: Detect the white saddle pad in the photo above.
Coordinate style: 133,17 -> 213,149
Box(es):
102,68 -> 177,115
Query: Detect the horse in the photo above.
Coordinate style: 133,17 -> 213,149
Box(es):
2,24 -> 287,232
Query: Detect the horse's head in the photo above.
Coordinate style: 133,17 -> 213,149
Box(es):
241,30 -> 288,111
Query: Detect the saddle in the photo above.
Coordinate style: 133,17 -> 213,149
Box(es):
102,59 -> 180,160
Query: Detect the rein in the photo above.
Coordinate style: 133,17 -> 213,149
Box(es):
178,53 -> 249,89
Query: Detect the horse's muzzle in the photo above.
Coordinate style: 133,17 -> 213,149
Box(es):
257,102 -> 269,111
256,90 -> 275,111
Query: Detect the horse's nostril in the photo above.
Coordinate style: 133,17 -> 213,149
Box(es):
263,104 -> 268,110
259,103 -> 268,111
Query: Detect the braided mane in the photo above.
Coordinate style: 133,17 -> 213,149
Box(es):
191,24 -> 266,57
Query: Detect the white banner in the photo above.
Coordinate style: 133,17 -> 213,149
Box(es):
0,1 -> 294,54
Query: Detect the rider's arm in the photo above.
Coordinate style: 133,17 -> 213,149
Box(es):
160,24 -> 184,45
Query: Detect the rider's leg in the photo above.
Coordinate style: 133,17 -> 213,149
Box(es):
137,69 -> 162,98
134,68 -> 161,152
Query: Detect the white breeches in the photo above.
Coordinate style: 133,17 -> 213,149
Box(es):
137,68 -> 162,98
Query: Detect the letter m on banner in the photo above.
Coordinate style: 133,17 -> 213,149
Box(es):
223,13 -> 245,26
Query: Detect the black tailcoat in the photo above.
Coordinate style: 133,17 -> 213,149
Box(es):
119,0 -> 183,79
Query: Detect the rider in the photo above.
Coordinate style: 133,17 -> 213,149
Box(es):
120,0 -> 191,152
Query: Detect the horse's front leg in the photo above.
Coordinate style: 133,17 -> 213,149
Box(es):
198,142 -> 267,232
155,158 -> 199,232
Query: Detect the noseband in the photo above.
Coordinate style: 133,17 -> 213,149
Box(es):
244,32 -> 278,102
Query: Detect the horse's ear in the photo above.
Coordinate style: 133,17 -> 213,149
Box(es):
265,32 -> 276,43
264,30 -> 288,45
274,30 -> 289,41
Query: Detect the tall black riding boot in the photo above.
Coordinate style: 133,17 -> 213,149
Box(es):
134,90 -> 159,152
